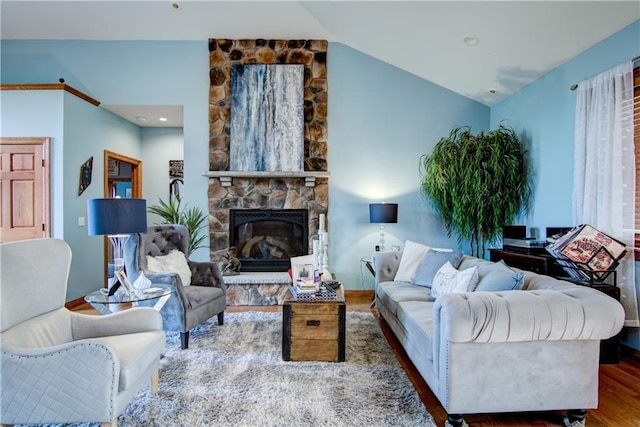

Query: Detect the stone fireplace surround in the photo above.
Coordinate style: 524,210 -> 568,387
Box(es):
205,39 -> 329,305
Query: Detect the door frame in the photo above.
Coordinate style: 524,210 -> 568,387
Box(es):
102,150 -> 142,284
103,150 -> 142,198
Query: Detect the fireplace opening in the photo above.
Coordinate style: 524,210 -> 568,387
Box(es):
229,209 -> 309,272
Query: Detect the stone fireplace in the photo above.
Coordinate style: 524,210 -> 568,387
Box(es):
229,208 -> 308,272
204,39 -> 329,305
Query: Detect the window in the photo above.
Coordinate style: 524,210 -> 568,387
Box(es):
633,63 -> 640,259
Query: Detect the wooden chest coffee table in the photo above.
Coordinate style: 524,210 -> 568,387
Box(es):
282,286 -> 346,362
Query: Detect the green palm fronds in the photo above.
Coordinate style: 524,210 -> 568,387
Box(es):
147,197 -> 209,255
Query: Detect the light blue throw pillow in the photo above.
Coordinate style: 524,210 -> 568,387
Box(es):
413,250 -> 463,288
474,260 -> 525,292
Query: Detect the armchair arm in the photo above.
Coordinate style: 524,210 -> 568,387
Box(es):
70,307 -> 163,340
433,288 -> 625,345
371,251 -> 403,286
188,260 -> 226,290
1,341 -> 119,424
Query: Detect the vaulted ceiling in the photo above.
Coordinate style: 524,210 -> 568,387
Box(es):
2,1 -> 639,122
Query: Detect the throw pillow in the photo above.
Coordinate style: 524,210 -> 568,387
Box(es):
146,249 -> 192,287
393,240 -> 431,282
474,267 -> 524,292
473,260 -> 524,292
413,250 -> 463,288
431,262 -> 479,299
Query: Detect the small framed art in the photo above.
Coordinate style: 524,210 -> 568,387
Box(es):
115,270 -> 135,296
78,157 -> 93,196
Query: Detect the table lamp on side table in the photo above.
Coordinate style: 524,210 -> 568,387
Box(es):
87,198 -> 147,293
369,203 -> 398,251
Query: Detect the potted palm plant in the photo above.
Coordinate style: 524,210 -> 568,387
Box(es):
420,124 -> 531,258
147,196 -> 209,255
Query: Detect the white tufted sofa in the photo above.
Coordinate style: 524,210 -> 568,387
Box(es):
372,251 -> 625,427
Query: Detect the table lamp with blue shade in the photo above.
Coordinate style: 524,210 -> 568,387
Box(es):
87,198 -> 147,276
369,203 -> 398,251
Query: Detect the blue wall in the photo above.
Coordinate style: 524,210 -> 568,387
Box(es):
1,40 -> 489,295
1,90 -> 65,236
328,43 -> 489,289
141,127 -> 184,225
1,40 -> 211,263
491,20 -> 640,348
1,88 -> 142,300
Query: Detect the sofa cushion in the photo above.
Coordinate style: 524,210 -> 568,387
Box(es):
377,281 -> 434,317
413,251 -> 463,288
396,300 -> 435,362
184,285 -> 225,310
394,241 -> 431,282
475,266 -> 523,292
146,249 -> 192,287
92,330 -> 165,391
431,262 -> 479,299
474,260 -> 524,291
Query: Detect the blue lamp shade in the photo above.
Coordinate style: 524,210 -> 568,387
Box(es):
369,203 -> 398,224
87,198 -> 148,236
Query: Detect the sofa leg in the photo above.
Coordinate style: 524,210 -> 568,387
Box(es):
563,409 -> 587,427
180,331 -> 189,349
218,311 -> 224,325
445,414 -> 468,427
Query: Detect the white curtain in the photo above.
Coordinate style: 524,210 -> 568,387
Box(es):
573,60 -> 639,327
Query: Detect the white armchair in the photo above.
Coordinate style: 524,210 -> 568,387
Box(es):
0,238 -> 166,427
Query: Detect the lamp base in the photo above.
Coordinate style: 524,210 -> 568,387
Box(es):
378,224 -> 386,251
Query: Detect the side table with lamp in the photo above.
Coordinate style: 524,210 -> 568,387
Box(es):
86,197 -> 148,295
369,202 -> 398,251
367,203 -> 398,307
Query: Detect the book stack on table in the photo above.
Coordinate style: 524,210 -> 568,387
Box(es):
289,280 -> 337,301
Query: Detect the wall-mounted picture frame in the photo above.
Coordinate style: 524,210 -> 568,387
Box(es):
108,158 -> 120,176
78,157 -> 93,196
230,64 -> 304,172
169,160 -> 184,178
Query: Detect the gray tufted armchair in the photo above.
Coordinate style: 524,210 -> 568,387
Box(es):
124,224 -> 227,349
1,238 -> 165,427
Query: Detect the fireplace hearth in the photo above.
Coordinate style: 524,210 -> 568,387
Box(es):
229,209 -> 308,272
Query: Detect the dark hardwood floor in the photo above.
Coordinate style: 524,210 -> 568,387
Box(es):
74,291 -> 640,426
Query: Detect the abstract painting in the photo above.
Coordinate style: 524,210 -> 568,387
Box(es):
230,64 -> 304,172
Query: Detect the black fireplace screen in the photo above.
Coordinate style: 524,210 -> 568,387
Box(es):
229,209 -> 308,272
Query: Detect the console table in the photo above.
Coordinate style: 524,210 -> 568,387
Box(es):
489,248 -> 621,364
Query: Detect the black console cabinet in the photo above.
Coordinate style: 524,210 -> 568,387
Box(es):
489,248 -> 621,364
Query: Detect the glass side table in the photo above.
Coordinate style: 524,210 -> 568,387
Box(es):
84,284 -> 173,315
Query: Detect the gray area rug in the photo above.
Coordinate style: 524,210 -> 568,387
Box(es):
29,311 -> 436,427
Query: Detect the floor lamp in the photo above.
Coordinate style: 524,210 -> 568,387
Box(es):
87,198 -> 148,287
369,203 -> 398,251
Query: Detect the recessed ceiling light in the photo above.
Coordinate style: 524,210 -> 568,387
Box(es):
159,117 -> 168,122
171,2 -> 181,11
136,116 -> 147,122
464,35 -> 479,46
